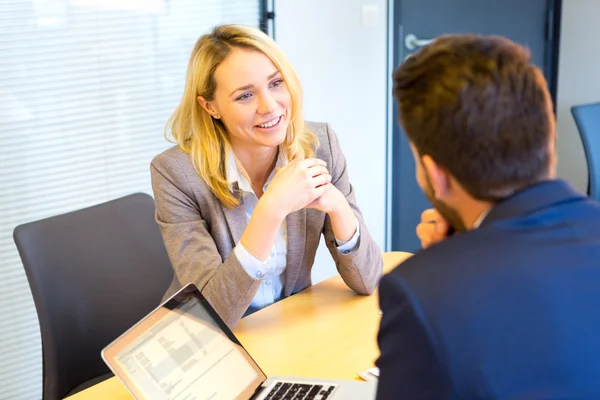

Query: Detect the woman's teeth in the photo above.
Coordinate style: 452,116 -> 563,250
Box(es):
257,116 -> 281,128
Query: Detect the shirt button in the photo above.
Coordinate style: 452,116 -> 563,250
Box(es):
255,271 -> 264,278
265,280 -> 271,286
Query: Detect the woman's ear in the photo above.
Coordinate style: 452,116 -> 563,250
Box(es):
422,154 -> 451,200
197,95 -> 220,119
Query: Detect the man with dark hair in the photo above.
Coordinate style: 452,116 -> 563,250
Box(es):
376,35 -> 600,399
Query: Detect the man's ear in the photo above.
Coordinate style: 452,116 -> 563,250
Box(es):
197,95 -> 220,119
421,154 -> 451,199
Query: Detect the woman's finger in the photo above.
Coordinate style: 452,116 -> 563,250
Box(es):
312,173 -> 332,188
308,166 -> 329,178
300,158 -> 327,169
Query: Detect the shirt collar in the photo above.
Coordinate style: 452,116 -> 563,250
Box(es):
227,148 -> 288,193
473,207 -> 492,229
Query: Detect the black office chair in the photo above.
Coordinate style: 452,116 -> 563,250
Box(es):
571,102 -> 600,202
13,193 -> 173,400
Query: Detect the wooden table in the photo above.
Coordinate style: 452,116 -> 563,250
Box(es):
66,252 -> 411,400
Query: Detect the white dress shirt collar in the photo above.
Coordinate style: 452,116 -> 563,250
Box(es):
227,148 -> 288,194
473,207 -> 492,229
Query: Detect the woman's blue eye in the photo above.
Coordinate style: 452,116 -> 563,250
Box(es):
270,79 -> 283,88
236,93 -> 252,101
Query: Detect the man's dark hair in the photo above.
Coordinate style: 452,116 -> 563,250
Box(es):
393,34 -> 555,201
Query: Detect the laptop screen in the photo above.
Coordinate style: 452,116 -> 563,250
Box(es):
102,284 -> 267,400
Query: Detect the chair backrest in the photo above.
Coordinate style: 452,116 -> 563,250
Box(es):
13,193 -> 173,400
571,102 -> 600,201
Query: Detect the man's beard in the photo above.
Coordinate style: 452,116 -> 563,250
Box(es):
422,172 -> 467,233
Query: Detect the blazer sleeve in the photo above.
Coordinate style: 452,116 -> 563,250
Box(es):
375,272 -> 455,400
321,123 -> 383,294
150,152 -> 262,328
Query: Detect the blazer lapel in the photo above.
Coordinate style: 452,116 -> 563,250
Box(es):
221,188 -> 247,249
283,209 -> 307,296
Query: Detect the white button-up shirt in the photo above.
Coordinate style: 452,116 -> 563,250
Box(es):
229,150 -> 360,311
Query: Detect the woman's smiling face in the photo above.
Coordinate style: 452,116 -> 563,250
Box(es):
198,47 -> 292,153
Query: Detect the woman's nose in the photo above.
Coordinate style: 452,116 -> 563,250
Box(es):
257,92 -> 278,115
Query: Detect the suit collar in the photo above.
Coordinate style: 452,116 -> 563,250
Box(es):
227,148 -> 288,193
221,187 -> 247,246
480,179 -> 585,227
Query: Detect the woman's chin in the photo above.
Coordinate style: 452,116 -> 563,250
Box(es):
255,123 -> 288,146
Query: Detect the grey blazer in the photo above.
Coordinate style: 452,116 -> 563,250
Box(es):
150,121 -> 383,327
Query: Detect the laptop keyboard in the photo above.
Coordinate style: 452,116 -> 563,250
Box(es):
264,382 -> 335,400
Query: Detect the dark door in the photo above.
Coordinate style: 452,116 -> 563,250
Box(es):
390,0 -> 561,251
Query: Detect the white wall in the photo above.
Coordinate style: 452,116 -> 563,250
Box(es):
275,0 -> 600,283
555,0 -> 600,192
275,0 -> 390,283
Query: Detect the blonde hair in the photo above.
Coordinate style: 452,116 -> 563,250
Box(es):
165,24 -> 318,208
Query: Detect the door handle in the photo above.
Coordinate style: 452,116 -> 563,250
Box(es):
404,33 -> 435,51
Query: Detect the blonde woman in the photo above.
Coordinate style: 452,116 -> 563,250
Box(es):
151,25 -> 383,327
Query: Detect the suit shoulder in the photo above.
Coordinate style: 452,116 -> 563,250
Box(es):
151,144 -> 192,169
304,120 -> 339,161
386,230 -> 496,286
150,144 -> 214,196
304,120 -> 328,137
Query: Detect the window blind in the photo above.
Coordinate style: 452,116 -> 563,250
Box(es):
0,1 -> 261,398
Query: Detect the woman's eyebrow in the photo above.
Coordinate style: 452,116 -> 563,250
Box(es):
229,71 -> 280,96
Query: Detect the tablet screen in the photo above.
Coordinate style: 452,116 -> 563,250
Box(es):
102,285 -> 266,400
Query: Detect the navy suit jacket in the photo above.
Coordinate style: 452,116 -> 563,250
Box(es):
376,180 -> 600,399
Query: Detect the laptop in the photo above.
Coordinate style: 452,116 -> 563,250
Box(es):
102,283 -> 377,400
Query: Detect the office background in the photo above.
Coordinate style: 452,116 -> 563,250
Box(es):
0,0 -> 597,398
1,1 -> 261,398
